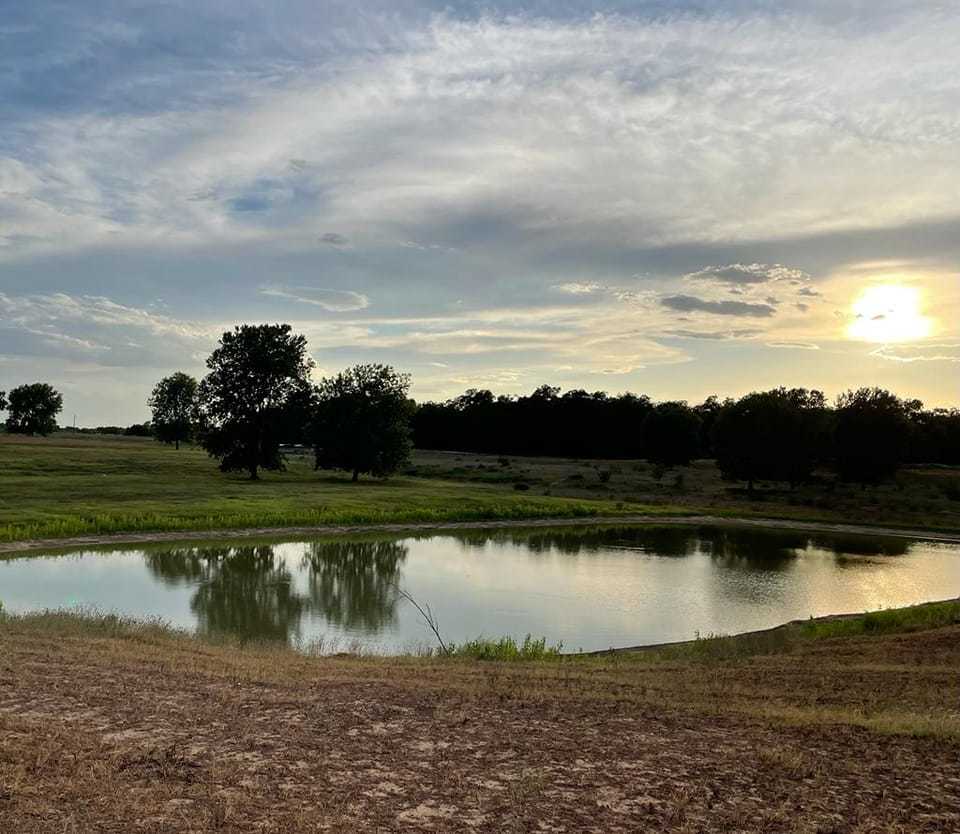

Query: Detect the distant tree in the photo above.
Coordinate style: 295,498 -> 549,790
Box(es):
312,364 -> 413,481
148,372 -> 199,450
714,388 -> 826,491
0,390 -> 7,413
6,383 -> 63,436
641,402 -> 702,467
198,324 -> 313,480
835,388 -> 916,485
124,422 -> 154,438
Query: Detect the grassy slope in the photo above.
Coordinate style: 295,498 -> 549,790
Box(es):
0,434 -> 639,542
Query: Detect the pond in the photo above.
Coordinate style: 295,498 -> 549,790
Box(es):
2,525 -> 959,653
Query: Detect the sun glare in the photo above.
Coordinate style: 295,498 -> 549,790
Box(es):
847,284 -> 932,343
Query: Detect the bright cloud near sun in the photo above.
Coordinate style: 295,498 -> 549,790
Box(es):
847,285 -> 933,344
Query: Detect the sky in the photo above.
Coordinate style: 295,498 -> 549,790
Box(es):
1,0 -> 958,426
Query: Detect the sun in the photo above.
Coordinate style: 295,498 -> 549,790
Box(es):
847,284 -> 932,343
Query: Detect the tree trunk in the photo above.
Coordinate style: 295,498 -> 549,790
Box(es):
352,469 -> 359,482
249,465 -> 259,481
175,438 -> 180,451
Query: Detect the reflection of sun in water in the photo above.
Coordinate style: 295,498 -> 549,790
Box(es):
847,285 -> 932,343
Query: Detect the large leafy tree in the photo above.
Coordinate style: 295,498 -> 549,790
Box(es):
640,401 -> 702,467
714,388 -> 827,490
6,383 -> 63,436
198,324 -> 313,480
312,363 -> 414,481
0,390 -> 7,414
148,372 -> 199,450
835,388 -> 917,485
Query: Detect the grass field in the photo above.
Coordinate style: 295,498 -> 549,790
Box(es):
411,448 -> 960,532
2,432 -> 959,543
2,602 -> 959,832
0,433 -> 634,543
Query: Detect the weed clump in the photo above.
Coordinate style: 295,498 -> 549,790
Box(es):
447,634 -> 563,661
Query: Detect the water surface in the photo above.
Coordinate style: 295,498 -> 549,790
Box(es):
2,525 -> 958,652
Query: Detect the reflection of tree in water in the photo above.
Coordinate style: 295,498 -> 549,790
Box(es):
446,526 -> 701,558
702,529 -> 805,571
145,545 -> 304,642
143,539 -> 408,644
808,534 -> 909,559
302,540 -> 407,631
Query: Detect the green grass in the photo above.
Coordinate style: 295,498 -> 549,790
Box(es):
3,433 -> 959,544
446,634 -> 564,660
630,598 -> 960,663
0,434 -> 645,543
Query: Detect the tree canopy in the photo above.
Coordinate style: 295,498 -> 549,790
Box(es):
198,324 -> 313,479
835,388 -> 917,485
6,383 -> 63,436
714,388 -> 827,489
640,402 -> 702,467
312,363 -> 413,481
148,372 -> 199,449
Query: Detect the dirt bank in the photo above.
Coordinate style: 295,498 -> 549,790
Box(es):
1,618 -> 959,833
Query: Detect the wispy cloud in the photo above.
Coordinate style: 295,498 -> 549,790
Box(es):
259,286 -> 370,312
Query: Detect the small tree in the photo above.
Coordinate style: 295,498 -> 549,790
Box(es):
835,388 -> 915,485
312,364 -> 414,481
641,402 -> 702,467
148,372 -> 199,449
198,324 -> 313,479
714,388 -> 826,491
6,383 -> 63,436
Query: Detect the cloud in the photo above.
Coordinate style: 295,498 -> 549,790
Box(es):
319,232 -> 349,247
660,295 -> 777,317
4,9 -> 960,264
552,282 -> 603,295
870,344 -> 960,363
0,291 -> 215,367
684,263 -> 811,287
663,328 -> 762,340
767,342 -> 821,350
259,286 -> 370,312
797,287 -> 821,297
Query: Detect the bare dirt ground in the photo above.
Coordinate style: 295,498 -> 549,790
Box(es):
2,623 -> 959,833
3,512 -> 960,557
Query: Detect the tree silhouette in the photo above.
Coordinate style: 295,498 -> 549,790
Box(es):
148,372 -> 198,450
835,388 -> 916,485
312,364 -> 413,481
6,383 -> 63,436
640,402 -> 702,467
198,324 -> 313,479
714,388 -> 826,490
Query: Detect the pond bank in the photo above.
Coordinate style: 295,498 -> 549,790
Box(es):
2,605 -> 959,832
3,511 -> 960,555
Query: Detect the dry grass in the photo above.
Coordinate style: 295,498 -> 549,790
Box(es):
1,610 -> 959,832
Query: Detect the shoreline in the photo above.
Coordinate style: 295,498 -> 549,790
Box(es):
3,512 -> 960,555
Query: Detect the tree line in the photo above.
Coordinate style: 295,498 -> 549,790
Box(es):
4,322 -> 959,488
414,384 -> 960,486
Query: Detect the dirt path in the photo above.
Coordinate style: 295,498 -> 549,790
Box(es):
2,627 -> 960,833
3,512 -> 960,556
